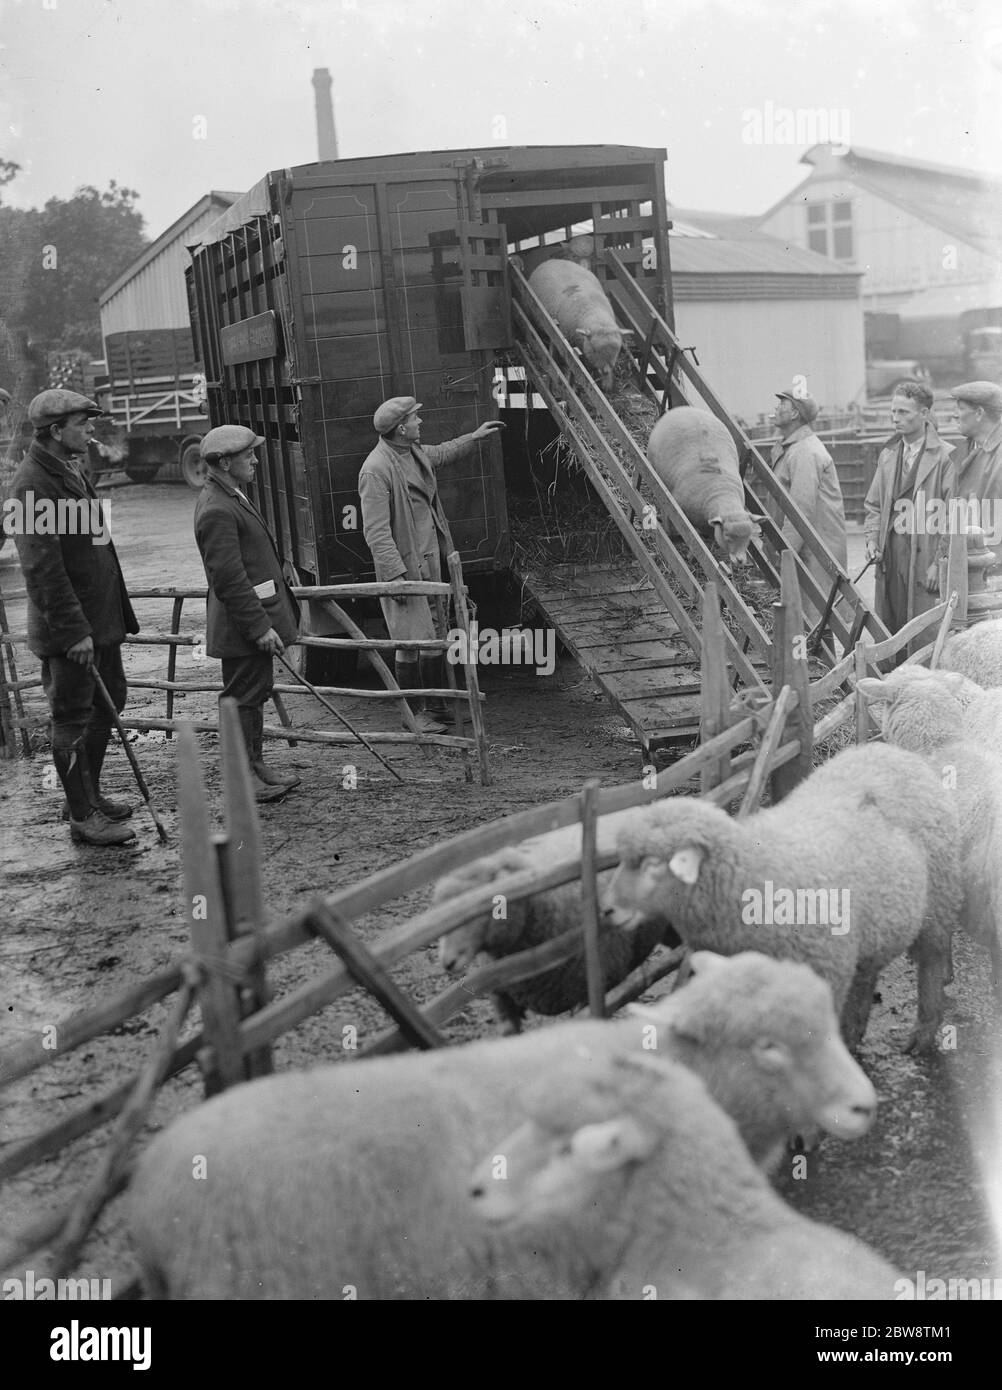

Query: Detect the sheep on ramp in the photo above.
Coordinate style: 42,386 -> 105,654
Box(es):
527,259 -> 627,390
468,1055 -> 902,1300
129,951 -> 876,1299
647,406 -> 763,565
857,672 -> 1002,994
603,743 -> 961,1053
435,843 -> 674,1034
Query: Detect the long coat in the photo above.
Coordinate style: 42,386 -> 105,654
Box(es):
10,440 -> 138,657
768,425 -> 848,617
358,434 -> 477,642
193,474 -> 300,660
952,423 -> 1002,528
863,426 -> 955,637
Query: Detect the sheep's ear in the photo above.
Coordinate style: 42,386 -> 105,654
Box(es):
856,678 -> 890,704
668,845 -> 704,885
573,328 -> 592,341
689,950 -> 728,978
570,1116 -> 658,1171
711,521 -> 726,549
707,514 -> 723,526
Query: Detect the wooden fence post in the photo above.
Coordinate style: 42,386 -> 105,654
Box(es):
177,718 -> 249,1095
770,550 -> 813,802
164,594 -> 184,738
448,551 -> 491,786
579,778 -> 605,1020
699,583 -> 731,794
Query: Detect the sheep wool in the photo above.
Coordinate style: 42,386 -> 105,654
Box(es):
605,742 -> 961,1053
129,952 -> 877,1300
939,617 -> 1002,689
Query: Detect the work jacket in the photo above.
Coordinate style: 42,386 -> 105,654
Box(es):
953,423 -> 1002,517
358,434 -> 477,583
193,474 -> 300,660
863,425 -> 955,629
10,440 -> 138,657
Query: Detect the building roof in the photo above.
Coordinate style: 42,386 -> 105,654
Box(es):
99,191 -> 243,305
668,207 -> 863,283
758,146 -> 1002,259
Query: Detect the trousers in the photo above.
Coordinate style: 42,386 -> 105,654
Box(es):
41,644 -> 127,750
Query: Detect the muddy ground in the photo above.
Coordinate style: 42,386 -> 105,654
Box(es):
1,479 -> 1000,1301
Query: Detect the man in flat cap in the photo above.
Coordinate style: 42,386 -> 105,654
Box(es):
766,389 -> 848,624
949,382 -> 1002,554
194,425 -> 301,802
10,389 -> 139,845
863,380 -> 955,661
359,398 -> 503,733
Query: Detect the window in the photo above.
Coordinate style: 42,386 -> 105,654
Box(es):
805,200 -> 854,261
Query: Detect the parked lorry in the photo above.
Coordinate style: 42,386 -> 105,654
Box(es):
185,144 -> 671,594
95,328 -> 210,488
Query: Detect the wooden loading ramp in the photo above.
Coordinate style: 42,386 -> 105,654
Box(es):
514,559 -> 768,760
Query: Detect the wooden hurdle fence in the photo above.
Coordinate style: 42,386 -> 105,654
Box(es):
0,550 -> 491,783
1,531 -> 1000,1289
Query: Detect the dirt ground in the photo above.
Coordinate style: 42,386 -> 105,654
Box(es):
1,479 -> 1000,1301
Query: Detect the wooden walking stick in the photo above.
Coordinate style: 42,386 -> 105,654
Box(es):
274,651 -> 406,784
91,668 -> 170,843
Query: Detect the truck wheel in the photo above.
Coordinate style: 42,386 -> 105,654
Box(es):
180,443 -> 207,490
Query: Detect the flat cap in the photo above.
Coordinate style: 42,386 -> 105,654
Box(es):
775,390 -> 820,424
200,424 -> 265,460
950,381 -> 1002,413
373,396 -> 421,434
28,389 -> 103,430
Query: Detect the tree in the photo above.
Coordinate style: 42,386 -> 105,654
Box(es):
17,182 -> 148,355
0,159 -> 20,202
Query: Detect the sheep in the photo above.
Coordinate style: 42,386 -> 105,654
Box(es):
128,950 -> 878,1300
468,1054 -> 903,1300
602,742 -> 961,1054
647,405 -> 764,565
527,259 -> 627,390
435,843 -> 675,1034
939,616 -> 1002,688
856,673 -> 1002,994
859,663 -> 1002,748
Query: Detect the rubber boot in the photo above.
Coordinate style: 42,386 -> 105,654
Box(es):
237,706 -> 288,803
248,707 -> 299,791
60,726 -> 133,821
397,656 -> 445,734
420,654 -> 469,725
53,744 -> 136,846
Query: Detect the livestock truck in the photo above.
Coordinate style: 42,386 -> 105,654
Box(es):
94,328 -> 210,488
185,144 -> 672,676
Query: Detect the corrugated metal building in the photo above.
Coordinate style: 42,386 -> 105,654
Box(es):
98,190 -> 242,337
668,210 -> 866,423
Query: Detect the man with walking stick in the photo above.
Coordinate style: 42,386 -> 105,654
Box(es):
10,390 -> 138,846
193,425 -> 302,803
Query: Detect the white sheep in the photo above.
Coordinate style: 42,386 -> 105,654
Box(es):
527,259 -> 627,390
647,406 -> 763,565
939,617 -> 1002,688
860,663 -> 1002,748
435,844 -> 674,1034
857,673 -> 1002,994
469,1054 -> 903,1300
129,950 -> 877,1299
603,743 -> 961,1053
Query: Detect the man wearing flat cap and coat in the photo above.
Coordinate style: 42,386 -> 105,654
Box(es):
767,389 -> 848,624
358,397 -> 503,734
193,424 -> 301,802
949,382 -> 1002,562
11,390 -> 139,845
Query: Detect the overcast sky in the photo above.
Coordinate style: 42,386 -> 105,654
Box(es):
2,0 -> 1000,241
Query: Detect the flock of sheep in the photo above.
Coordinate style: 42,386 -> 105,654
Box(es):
126,618 -> 1002,1301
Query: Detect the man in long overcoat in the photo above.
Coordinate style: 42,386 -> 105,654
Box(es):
193,425 -> 301,802
949,381 -> 1002,561
358,396 -> 503,733
863,381 -> 955,662
11,389 -> 138,845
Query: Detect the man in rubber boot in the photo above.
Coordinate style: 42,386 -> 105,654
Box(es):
193,426 -> 301,802
11,390 -> 139,846
358,397 -> 503,733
